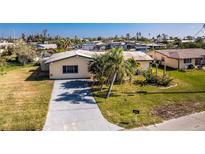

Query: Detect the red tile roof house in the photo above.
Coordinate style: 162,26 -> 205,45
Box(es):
148,49 -> 205,69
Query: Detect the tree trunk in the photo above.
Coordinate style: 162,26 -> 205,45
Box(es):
106,71 -> 117,99
163,65 -> 166,77
156,63 -> 159,77
149,63 -> 152,75
100,83 -> 103,92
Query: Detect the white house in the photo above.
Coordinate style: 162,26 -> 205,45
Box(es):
43,50 -> 153,79
81,42 -> 96,50
37,44 -> 57,49
0,42 -> 14,49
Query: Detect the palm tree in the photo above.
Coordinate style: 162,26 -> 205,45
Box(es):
57,39 -> 72,50
89,48 -> 138,98
105,48 -> 137,98
88,53 -> 109,91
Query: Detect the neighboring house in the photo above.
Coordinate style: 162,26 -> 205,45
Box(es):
37,44 -> 57,49
123,41 -> 137,50
0,42 -> 14,49
124,42 -> 165,52
81,42 -> 96,51
181,39 -> 195,43
145,43 -> 166,50
95,42 -> 107,51
108,42 -> 125,49
148,49 -> 205,69
135,44 -> 150,52
43,50 -> 153,79
82,41 -> 108,51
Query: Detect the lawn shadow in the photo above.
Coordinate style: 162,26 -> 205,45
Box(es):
25,67 -> 49,81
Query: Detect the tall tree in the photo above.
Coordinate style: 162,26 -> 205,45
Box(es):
105,48 -> 137,98
126,33 -> 130,40
89,53 -> 109,91
21,33 -> 26,41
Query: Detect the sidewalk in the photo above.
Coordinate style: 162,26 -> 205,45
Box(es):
132,111 -> 205,131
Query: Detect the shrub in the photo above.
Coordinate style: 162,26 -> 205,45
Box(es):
157,76 -> 173,86
143,71 -> 157,84
134,71 -> 173,87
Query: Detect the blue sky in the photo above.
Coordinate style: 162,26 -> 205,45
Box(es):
0,23 -> 203,38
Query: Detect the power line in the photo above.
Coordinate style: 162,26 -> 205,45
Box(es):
194,24 -> 205,37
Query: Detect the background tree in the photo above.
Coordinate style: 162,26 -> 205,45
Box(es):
57,38 -> 72,51
15,41 -> 37,65
126,33 -> 130,40
42,29 -> 48,42
21,33 -> 26,41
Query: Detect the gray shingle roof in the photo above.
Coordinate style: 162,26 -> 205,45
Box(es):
156,48 -> 205,59
45,49 -> 153,63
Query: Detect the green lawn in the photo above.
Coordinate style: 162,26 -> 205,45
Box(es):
93,68 -> 205,129
0,64 -> 53,130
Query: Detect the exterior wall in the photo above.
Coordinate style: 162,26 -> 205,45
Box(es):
138,61 -> 151,70
162,57 -> 179,69
148,51 -> 179,69
178,58 -> 197,69
48,56 -> 151,79
49,56 -> 91,79
40,59 -> 49,71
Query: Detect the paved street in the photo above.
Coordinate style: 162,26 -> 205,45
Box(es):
133,111 -> 205,131
43,79 -> 122,131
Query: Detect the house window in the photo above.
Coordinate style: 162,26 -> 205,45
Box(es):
161,57 -> 165,62
195,58 -> 202,65
63,65 -> 78,73
184,59 -> 192,64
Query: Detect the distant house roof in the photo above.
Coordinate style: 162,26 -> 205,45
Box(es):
181,40 -> 195,43
123,51 -> 153,61
0,42 -> 14,47
45,49 -> 153,63
155,48 -> 205,59
37,44 -> 57,49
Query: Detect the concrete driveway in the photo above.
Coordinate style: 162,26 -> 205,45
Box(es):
43,79 -> 122,131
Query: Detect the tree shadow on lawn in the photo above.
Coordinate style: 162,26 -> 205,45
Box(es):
25,67 -> 49,81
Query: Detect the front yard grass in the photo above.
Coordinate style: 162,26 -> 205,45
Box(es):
93,68 -> 205,129
0,64 -> 53,130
